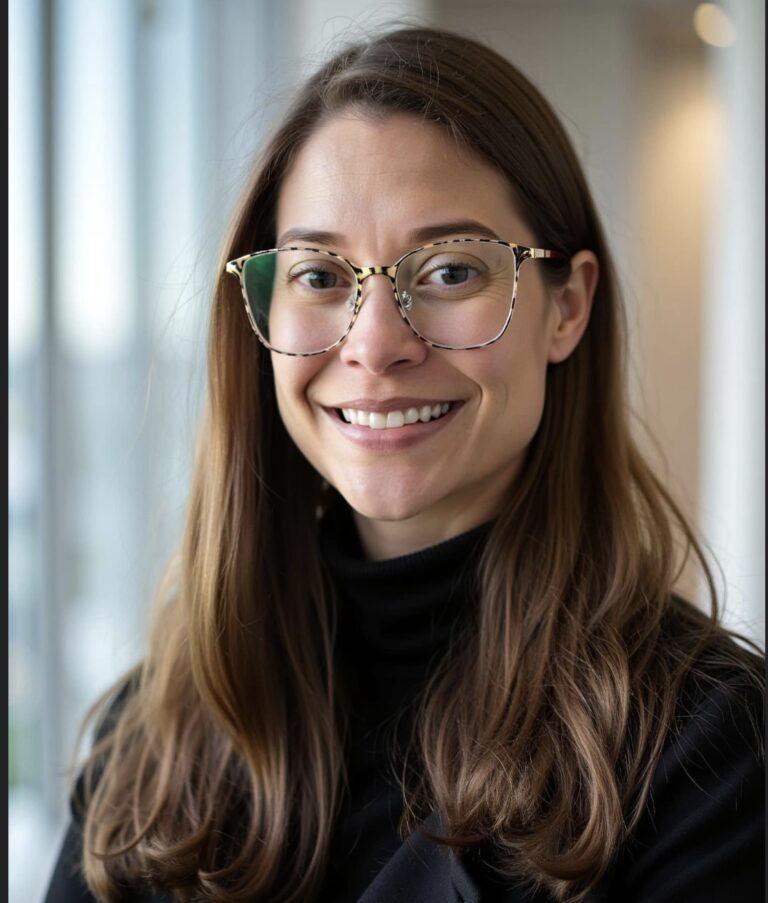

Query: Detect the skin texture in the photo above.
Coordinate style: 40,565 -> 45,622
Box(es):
272,112 -> 598,560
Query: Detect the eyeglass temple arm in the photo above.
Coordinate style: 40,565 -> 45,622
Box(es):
529,248 -> 567,259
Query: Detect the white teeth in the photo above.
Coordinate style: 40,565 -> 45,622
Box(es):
369,412 -> 386,429
340,402 -> 454,429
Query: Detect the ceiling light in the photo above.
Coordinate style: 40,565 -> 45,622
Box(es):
693,3 -> 737,48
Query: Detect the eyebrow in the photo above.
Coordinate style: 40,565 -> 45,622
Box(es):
275,219 -> 502,249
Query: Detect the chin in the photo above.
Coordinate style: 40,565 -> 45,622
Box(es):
334,478 -> 434,524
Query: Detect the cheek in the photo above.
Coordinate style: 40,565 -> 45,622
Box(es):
472,336 -> 549,447
271,365 -> 331,481
493,363 -> 547,435
270,356 -> 316,437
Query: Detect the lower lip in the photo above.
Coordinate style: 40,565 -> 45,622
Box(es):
323,403 -> 463,451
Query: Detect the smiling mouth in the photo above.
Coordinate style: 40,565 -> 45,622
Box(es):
336,402 -> 455,429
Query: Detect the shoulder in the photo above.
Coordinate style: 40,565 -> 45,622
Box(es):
599,610 -> 765,901
664,597 -> 764,773
658,595 -> 763,743
653,657 -> 764,815
70,666 -> 143,827
94,666 -> 142,738
658,597 -> 764,809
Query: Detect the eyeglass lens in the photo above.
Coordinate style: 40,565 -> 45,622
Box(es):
241,241 -> 518,354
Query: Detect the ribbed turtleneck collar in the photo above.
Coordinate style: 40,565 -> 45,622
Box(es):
319,494 -> 493,724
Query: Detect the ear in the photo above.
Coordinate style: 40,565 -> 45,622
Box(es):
547,250 -> 599,364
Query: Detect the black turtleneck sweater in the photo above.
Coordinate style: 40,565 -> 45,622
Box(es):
315,498 -> 493,902
313,498 -> 765,901
44,500 -> 764,902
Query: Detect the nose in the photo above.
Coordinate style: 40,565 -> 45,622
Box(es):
338,273 -> 428,373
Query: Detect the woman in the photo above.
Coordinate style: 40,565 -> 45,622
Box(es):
45,25 -> 763,903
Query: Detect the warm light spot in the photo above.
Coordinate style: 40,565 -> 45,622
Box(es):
693,3 -> 737,48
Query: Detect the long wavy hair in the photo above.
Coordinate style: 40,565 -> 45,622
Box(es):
74,25 -> 763,903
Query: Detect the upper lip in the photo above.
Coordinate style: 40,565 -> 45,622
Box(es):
325,397 -> 459,413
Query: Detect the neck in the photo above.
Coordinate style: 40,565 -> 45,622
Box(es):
352,498 -> 503,561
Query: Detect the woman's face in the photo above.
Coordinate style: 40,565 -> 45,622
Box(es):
272,112 -> 564,558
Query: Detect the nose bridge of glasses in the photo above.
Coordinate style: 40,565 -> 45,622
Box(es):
354,264 -> 401,309
356,264 -> 398,286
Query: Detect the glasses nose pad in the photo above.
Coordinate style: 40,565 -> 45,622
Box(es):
400,290 -> 414,312
345,295 -> 356,313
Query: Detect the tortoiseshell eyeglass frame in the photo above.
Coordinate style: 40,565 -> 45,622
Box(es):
225,238 -> 567,356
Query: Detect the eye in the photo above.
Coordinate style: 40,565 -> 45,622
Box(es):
423,263 -> 476,286
288,261 -> 353,293
418,256 -> 485,289
304,270 -> 338,289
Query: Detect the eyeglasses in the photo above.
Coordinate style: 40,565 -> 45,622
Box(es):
225,239 -> 566,356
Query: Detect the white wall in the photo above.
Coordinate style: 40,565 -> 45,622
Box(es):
630,13 -> 718,602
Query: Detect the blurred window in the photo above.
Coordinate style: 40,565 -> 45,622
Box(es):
9,2 -> 276,900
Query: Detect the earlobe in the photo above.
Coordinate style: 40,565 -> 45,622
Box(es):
547,250 -> 599,364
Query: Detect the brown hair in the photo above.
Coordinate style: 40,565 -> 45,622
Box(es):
74,25 -> 763,902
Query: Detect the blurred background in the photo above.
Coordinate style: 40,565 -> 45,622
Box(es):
8,1 -> 764,899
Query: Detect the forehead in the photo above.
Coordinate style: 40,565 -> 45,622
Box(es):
275,112 -> 526,251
